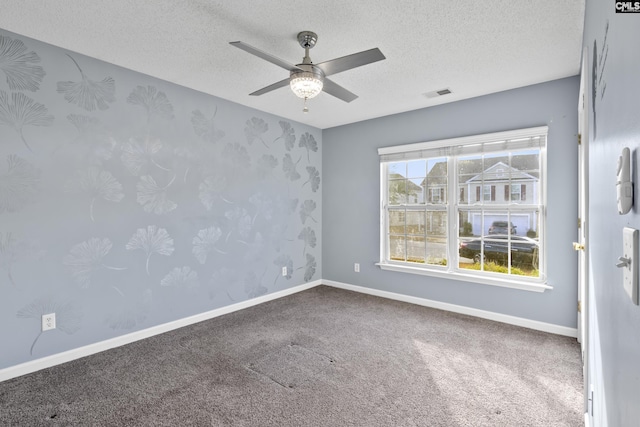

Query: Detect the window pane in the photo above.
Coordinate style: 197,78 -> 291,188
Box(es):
426,158 -> 447,204
509,151 -> 540,206
426,211 -> 447,265
458,156 -> 483,206
406,235 -> 425,264
406,211 -> 425,235
389,235 -> 406,262
388,162 -> 406,177
408,178 -> 424,204
388,209 -> 405,234
388,179 -> 406,205
407,160 -> 426,178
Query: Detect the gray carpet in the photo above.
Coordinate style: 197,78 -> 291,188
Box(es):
0,286 -> 583,426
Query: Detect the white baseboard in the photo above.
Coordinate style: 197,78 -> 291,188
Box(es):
0,280 -> 321,383
1,277 -> 577,383
322,280 -> 578,338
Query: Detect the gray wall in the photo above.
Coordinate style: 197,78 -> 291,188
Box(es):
0,29 -> 321,369
583,2 -> 640,425
323,77 -> 579,328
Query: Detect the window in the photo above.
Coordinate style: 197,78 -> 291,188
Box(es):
378,127 -> 549,292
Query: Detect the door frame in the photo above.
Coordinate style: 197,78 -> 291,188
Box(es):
577,45 -> 591,420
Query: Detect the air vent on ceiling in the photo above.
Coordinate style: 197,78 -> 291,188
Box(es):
424,88 -> 452,99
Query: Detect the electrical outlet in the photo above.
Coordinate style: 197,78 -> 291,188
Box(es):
42,313 -> 56,331
354,263 -> 360,273
282,266 -> 287,276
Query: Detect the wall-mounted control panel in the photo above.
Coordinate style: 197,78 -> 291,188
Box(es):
617,147 -> 633,215
618,227 -> 639,305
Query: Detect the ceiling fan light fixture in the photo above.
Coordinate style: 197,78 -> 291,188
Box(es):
290,69 -> 324,99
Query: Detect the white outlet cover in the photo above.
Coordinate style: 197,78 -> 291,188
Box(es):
623,227 -> 639,305
42,313 -> 56,331
354,263 -> 360,272
282,266 -> 287,276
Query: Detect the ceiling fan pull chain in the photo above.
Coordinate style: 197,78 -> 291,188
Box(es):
303,97 -> 309,113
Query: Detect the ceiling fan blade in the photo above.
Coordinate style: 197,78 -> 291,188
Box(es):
322,78 -> 358,103
229,41 -> 302,72
249,78 -> 290,96
316,48 -> 385,76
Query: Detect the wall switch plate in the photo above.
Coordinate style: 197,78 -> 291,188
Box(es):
623,227 -> 638,305
354,263 -> 360,273
282,266 -> 287,277
42,313 -> 56,331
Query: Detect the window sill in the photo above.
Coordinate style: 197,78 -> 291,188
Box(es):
376,262 -> 552,293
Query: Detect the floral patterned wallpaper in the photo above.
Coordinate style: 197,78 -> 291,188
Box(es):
0,29 -> 321,368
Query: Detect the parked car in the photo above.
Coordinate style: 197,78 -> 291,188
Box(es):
488,220 -> 516,235
459,235 -> 538,267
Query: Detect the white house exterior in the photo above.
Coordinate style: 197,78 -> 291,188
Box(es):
461,161 -> 539,236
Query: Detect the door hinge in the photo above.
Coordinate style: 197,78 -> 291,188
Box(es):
578,217 -> 582,229
578,300 -> 582,313
578,133 -> 582,145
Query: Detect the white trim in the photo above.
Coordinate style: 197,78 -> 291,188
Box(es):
322,279 -> 576,337
584,412 -> 590,427
0,280 -> 321,383
378,126 -> 549,156
376,262 -> 551,293
0,277 -> 576,383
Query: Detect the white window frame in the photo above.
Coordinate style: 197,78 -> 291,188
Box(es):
377,127 -> 551,293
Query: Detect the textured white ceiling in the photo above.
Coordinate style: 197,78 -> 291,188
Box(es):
0,0 -> 585,129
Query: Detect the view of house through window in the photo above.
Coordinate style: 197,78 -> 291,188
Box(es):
380,127 -> 546,282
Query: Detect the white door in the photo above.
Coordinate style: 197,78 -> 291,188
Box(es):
576,46 -> 590,421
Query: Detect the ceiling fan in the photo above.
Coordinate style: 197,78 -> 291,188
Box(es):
230,31 -> 385,111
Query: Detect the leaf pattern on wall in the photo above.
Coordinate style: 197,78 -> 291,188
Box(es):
249,192 -> 274,224
0,34 -> 46,91
160,266 -> 199,289
127,85 -> 174,121
106,289 -> 152,330
0,90 -> 53,151
298,227 -> 317,255
67,114 -> 115,163
298,132 -> 318,163
0,154 -> 40,213
63,237 -> 126,288
192,226 -> 224,264
303,253 -> 317,282
303,166 -> 321,192
136,174 -> 177,215
244,271 -> 267,299
300,200 -> 318,224
192,107 -> 225,143
66,167 -> 124,222
198,172 -> 230,210
224,207 -> 252,242
273,254 -> 293,284
126,225 -> 175,275
283,154 -> 301,181
257,154 -> 278,178
121,137 -> 171,176
222,142 -> 251,170
273,121 -> 295,151
244,117 -> 268,147
210,267 -> 237,301
17,296 -> 82,355
57,54 -> 115,111
243,232 -> 265,263
279,196 -> 299,215
0,232 -> 23,286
